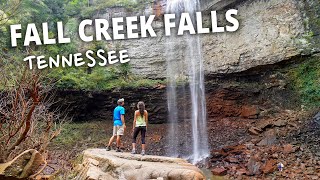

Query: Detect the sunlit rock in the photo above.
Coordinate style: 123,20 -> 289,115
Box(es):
75,149 -> 205,180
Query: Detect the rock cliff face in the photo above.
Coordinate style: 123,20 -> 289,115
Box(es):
201,0 -> 306,74
75,149 -> 205,180
59,0 -> 319,123
53,87 -> 167,123
99,0 -> 319,78
55,61 -> 298,123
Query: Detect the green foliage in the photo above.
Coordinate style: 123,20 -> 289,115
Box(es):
0,26 -> 9,52
43,0 -> 66,22
117,62 -> 132,79
17,0 -> 51,25
66,0 -> 141,19
51,121 -> 108,149
49,65 -> 164,90
288,57 -> 320,108
0,0 -> 162,91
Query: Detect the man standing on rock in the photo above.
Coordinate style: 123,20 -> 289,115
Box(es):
106,98 -> 126,152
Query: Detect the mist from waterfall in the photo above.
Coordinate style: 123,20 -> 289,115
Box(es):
165,0 -> 209,163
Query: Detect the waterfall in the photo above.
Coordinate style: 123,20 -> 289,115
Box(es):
165,0 -> 209,163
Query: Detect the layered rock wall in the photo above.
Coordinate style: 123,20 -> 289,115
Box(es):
55,63 -> 298,123
53,87 -> 167,123
59,0 -> 319,122
98,0 -> 318,78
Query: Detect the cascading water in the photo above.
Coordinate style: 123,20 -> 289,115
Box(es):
165,0 -> 209,163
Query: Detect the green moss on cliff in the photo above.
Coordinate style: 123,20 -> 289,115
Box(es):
288,56 -> 320,108
50,66 -> 164,90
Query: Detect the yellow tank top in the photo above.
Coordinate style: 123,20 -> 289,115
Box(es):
136,111 -> 146,127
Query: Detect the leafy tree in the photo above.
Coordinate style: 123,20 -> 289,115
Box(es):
0,0 -> 160,91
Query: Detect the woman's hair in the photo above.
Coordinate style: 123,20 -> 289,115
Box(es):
137,101 -> 145,118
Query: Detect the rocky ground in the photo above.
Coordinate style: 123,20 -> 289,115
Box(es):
208,110 -> 320,179
43,116 -> 251,178
41,108 -> 320,179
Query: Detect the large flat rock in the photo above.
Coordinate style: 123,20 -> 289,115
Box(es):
75,149 -> 205,180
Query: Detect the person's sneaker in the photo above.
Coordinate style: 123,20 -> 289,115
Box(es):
116,148 -> 122,152
106,146 -> 111,151
131,149 -> 136,154
141,150 -> 145,156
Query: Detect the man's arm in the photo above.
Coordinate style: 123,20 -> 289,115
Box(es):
121,114 -> 126,129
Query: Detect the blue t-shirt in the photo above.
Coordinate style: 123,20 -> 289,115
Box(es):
113,105 -> 125,126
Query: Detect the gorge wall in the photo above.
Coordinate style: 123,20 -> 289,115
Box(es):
55,59 -> 300,123
53,86 -> 167,124
100,0 -> 320,78
58,0 -> 320,123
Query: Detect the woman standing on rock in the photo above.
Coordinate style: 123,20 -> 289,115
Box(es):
131,101 -> 148,155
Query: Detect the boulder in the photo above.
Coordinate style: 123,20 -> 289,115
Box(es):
262,159 -> 277,174
283,144 -> 296,154
240,106 -> 260,119
256,120 -> 273,130
257,136 -> 277,146
273,119 -> 287,127
248,127 -> 262,135
236,168 -> 248,175
211,167 -> 227,176
76,149 -> 205,180
0,149 -> 45,179
225,157 -> 239,163
247,157 -> 261,176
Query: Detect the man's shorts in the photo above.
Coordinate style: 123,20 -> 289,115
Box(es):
113,125 -> 124,136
